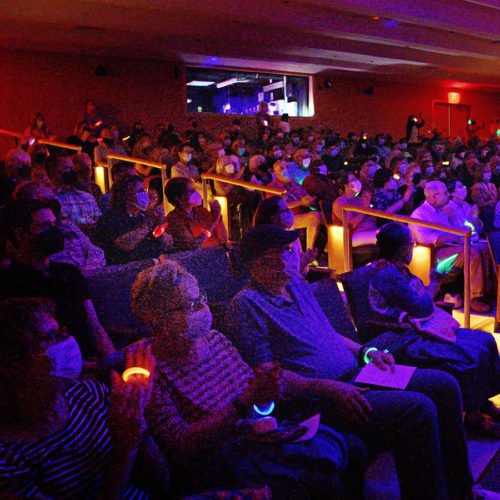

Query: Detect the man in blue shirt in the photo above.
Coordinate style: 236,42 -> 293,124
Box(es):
228,225 -> 472,500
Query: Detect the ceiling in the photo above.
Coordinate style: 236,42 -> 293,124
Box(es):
2,0 -> 500,91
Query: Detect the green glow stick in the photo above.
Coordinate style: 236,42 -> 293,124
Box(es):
464,221 -> 474,232
436,253 -> 458,274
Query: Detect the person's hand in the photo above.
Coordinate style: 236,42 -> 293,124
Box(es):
366,349 -> 395,373
361,191 -> 371,208
146,205 -> 165,227
324,381 -> 372,426
210,200 -> 222,222
301,248 -> 318,269
108,343 -> 155,454
301,194 -> 316,207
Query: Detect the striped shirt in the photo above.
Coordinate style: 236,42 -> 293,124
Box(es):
146,330 -> 252,463
0,380 -> 147,499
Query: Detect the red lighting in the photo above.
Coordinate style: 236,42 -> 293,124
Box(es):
372,16 -> 380,20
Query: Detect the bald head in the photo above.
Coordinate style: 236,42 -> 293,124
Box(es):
424,180 -> 449,209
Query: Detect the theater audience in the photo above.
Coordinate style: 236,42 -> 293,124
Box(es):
268,160 -> 320,250
228,224 -> 473,500
94,174 -> 173,265
0,199 -> 115,356
410,181 -> 492,313
0,298 -> 159,499
368,222 -> 500,437
132,260 -> 358,498
94,127 -> 128,165
164,177 -> 227,251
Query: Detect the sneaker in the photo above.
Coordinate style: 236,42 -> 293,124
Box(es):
444,293 -> 463,309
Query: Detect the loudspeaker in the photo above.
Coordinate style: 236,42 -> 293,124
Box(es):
364,86 -> 374,95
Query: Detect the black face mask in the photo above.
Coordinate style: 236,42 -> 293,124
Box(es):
412,173 -> 422,185
35,227 -> 65,257
103,138 -> 114,146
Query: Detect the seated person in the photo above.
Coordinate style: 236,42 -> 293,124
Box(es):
94,127 -> 128,166
12,181 -> 106,272
253,196 -> 317,275
268,160 -> 320,250
287,148 -> 312,186
227,224 -> 473,500
410,181 -> 492,313
73,152 -> 103,204
371,168 -> 415,219
398,164 -> 426,215
94,174 -> 173,265
171,142 -> 200,181
244,155 -> 273,186
164,177 -> 227,251
0,298 -> 161,499
21,113 -> 54,148
131,260 -> 362,498
366,222 -> 500,437
0,199 -> 115,357
359,160 -> 378,192
215,155 -> 258,240
445,180 -> 483,237
100,160 -> 137,213
471,164 -> 497,210
302,159 -> 339,223
332,173 -> 378,247
4,149 -> 32,188
46,154 -> 102,231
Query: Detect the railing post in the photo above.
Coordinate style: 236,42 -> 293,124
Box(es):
106,156 -> 113,193
202,178 -> 208,209
161,168 -> 168,214
342,209 -> 353,272
464,234 -> 471,329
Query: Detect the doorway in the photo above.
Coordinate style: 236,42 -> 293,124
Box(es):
432,102 -> 471,139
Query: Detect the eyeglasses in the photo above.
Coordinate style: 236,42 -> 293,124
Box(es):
169,291 -> 208,313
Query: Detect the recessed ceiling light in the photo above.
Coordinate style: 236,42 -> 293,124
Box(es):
186,80 -> 215,87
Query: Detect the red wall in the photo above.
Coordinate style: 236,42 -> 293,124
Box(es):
312,73 -> 500,140
0,48 -> 187,158
1,48 -> 499,159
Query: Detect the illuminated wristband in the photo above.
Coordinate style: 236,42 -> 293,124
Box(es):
122,367 -> 150,383
362,347 -> 379,365
201,229 -> 211,238
253,402 -> 275,417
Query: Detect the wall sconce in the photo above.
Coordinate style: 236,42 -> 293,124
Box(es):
448,92 -> 460,104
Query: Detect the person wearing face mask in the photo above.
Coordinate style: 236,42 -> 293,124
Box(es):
471,164 -> 498,211
322,140 -> 344,176
21,113 -> 55,149
365,222 -> 500,438
253,196 -> 318,274
406,113 -> 425,144
73,151 -> 103,203
286,148 -> 312,185
94,174 -> 173,265
246,154 -> 273,186
332,173 -> 378,247
371,168 -> 415,220
164,177 -> 226,251
302,159 -> 339,224
445,180 -> 483,238
268,160 -> 320,250
0,199 -> 115,357
94,127 -> 128,165
171,142 -> 200,182
133,259 -> 358,498
0,298 -> 166,499
3,149 -> 32,200
398,164 -> 426,215
359,160 -> 379,192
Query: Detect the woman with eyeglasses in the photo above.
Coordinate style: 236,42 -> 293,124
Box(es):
0,297 -> 160,499
131,260 -> 364,498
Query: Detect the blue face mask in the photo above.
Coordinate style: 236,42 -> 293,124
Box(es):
44,336 -> 82,381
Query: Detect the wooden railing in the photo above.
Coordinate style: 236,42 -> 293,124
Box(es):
106,154 -> 168,213
0,128 -> 22,148
37,140 -> 81,152
341,204 -> 472,328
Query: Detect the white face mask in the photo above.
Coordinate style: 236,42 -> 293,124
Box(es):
426,167 -> 434,176
280,168 -> 292,182
302,157 -> 311,168
218,149 -> 225,157
283,246 -> 301,277
368,166 -> 377,177
135,191 -> 150,211
238,148 -> 245,156
44,336 -> 82,381
399,163 -> 408,175
292,137 -> 300,144
483,172 -> 492,182
350,179 -> 362,194
315,145 -> 323,153
189,190 -> 202,206
318,165 -> 328,176
330,148 -> 339,157
181,153 -> 192,163
225,164 -> 235,175
274,150 -> 283,159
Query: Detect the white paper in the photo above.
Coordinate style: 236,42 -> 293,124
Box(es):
355,363 -> 416,390
293,413 -> 321,442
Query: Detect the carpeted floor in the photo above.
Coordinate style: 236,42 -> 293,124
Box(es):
476,447 -> 500,495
